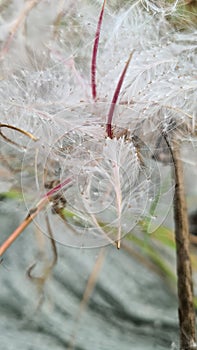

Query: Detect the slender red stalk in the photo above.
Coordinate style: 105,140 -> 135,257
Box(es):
0,177 -> 72,257
91,0 -> 106,100
106,52 -> 133,138
44,177 -> 72,198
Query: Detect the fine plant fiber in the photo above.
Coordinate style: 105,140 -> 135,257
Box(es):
0,0 -> 196,248
0,2 -> 197,348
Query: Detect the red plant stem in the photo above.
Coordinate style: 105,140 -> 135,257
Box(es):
91,0 -> 106,100
0,177 -> 72,257
106,52 -> 133,138
44,177 -> 72,197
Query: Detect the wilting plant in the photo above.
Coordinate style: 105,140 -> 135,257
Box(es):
0,0 -> 196,349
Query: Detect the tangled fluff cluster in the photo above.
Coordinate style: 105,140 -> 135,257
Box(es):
0,0 -> 196,247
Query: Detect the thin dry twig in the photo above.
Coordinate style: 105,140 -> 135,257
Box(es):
27,214 -> 58,278
27,213 -> 58,308
0,123 -> 38,148
68,248 -> 106,350
0,196 -> 48,257
0,177 -> 72,257
164,134 -> 196,350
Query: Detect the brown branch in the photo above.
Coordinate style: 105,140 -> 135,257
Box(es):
0,197 -> 48,257
0,123 -> 38,149
165,135 -> 196,349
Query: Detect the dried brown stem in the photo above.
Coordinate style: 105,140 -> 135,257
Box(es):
0,197 -> 48,257
166,136 -> 196,350
27,214 -> 58,309
0,123 -> 38,149
68,248 -> 105,350
27,214 -> 58,276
